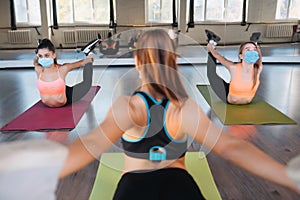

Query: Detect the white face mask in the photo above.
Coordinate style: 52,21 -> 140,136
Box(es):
244,51 -> 259,64
38,58 -> 54,68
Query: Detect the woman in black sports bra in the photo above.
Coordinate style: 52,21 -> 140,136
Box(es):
59,29 -> 300,199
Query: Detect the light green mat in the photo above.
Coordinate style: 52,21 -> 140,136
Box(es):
197,85 -> 296,125
89,152 -> 221,200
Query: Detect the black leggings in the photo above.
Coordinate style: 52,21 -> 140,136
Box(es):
65,63 -> 93,104
207,52 -> 229,103
113,168 -> 205,200
99,41 -> 120,55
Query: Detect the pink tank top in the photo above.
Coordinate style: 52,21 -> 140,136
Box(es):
229,65 -> 259,99
37,67 -> 66,96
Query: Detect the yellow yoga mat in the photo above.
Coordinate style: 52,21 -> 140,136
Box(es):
89,152 -> 221,200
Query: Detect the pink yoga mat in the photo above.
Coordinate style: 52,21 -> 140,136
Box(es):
1,86 -> 100,131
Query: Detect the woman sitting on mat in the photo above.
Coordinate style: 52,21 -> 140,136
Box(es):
58,29 -> 299,199
34,38 -> 94,107
206,29 -> 263,104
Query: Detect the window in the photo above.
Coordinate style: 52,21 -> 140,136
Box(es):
14,0 -> 41,25
276,0 -> 300,20
57,0 -> 115,24
147,0 -> 173,23
191,0 -> 244,22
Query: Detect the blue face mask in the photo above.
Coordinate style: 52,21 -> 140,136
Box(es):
244,51 -> 259,64
38,58 -> 54,68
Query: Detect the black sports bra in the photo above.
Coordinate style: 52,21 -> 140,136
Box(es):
121,91 -> 187,161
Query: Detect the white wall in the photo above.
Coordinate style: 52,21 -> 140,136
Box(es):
0,0 -> 298,49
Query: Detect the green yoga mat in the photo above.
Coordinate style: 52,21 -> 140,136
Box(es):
197,85 -> 296,125
89,152 -> 221,200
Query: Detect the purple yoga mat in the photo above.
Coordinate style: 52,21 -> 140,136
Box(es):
1,86 -> 100,131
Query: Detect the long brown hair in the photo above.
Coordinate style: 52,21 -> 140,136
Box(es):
238,41 -> 262,88
135,29 -> 188,106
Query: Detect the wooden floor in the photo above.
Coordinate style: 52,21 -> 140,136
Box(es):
0,45 -> 300,199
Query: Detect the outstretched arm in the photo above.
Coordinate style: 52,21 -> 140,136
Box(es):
62,54 -> 94,72
58,96 -> 132,178
182,99 -> 299,193
256,45 -> 263,73
207,43 -> 235,70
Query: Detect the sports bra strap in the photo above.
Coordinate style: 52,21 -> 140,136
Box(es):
133,91 -> 168,107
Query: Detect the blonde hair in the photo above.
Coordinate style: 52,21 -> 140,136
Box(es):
135,29 -> 188,106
